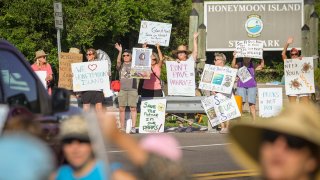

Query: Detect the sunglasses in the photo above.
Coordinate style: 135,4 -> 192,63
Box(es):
291,53 -> 298,56
62,138 -> 90,145
123,54 -> 130,57
86,53 -> 94,56
261,130 -> 312,149
152,58 -> 157,61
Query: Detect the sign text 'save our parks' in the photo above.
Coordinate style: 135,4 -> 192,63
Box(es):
204,1 -> 303,51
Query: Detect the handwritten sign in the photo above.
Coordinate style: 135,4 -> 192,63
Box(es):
71,61 -> 109,92
199,64 -> 237,94
35,71 -> 47,89
166,61 -> 195,96
139,99 -> 166,133
138,20 -> 172,47
237,66 -> 252,83
58,52 -> 83,90
202,93 -> 241,127
258,88 -> 283,118
236,40 -> 263,59
131,48 -> 152,79
284,57 -> 314,95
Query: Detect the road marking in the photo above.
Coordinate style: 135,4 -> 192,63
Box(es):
192,169 -> 259,179
108,143 -> 230,153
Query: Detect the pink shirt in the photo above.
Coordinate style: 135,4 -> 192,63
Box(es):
31,63 -> 53,94
143,64 -> 161,90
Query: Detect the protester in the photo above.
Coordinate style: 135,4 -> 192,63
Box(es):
231,52 -> 264,121
228,103 -> 320,180
99,113 -> 191,180
141,43 -> 164,97
282,36 -> 309,103
172,32 -> 199,133
115,43 -> 138,134
0,133 -> 55,180
81,48 -> 105,112
31,50 -> 54,95
54,115 -> 107,180
212,53 -> 231,133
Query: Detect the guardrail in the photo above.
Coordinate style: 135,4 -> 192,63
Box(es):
70,96 -> 206,114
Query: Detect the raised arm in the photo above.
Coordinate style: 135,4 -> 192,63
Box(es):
282,37 -> 293,61
192,32 -> 199,61
115,43 -> 123,70
231,51 -> 239,69
255,59 -> 265,71
156,43 -> 164,67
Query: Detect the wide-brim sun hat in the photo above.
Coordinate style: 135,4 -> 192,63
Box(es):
59,115 -> 90,142
69,47 -> 80,54
34,50 -> 48,60
172,45 -> 192,56
228,103 -> 320,176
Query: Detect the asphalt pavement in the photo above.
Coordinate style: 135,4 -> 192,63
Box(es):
106,132 -> 258,179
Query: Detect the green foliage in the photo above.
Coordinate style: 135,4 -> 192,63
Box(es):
315,67 -> 320,87
255,61 -> 284,83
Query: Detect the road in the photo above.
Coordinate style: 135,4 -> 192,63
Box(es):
106,132 -> 259,179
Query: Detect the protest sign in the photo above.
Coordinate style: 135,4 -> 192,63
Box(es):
258,88 -> 283,118
35,71 -> 47,89
58,52 -> 83,90
71,61 -> 109,92
131,48 -> 152,79
202,93 -> 241,127
284,57 -> 314,95
235,40 -> 263,59
237,66 -> 252,83
166,61 -> 195,96
138,20 -> 172,47
139,99 -> 166,133
199,64 -> 237,94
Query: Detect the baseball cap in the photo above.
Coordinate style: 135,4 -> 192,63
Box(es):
59,115 -> 90,142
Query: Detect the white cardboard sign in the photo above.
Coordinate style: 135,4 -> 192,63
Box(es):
138,20 -> 172,47
199,64 -> 237,94
166,61 -> 195,96
71,61 -> 109,92
139,99 -> 166,133
284,57 -> 315,95
258,88 -> 283,118
236,40 -> 263,59
35,71 -> 47,89
237,66 -> 252,83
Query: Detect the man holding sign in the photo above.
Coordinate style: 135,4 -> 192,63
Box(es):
232,51 -> 264,122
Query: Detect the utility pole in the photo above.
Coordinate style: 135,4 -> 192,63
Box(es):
54,2 -> 63,58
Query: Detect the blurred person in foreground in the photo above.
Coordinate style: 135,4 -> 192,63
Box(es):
228,103 -> 320,180
99,113 -> 190,180
53,115 -> 108,180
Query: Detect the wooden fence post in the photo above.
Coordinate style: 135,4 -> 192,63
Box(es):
188,8 -> 199,53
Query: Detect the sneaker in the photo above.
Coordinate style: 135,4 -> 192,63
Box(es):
130,127 -> 136,134
185,126 -> 193,133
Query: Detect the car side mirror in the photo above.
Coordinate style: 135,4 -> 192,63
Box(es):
52,88 -> 70,113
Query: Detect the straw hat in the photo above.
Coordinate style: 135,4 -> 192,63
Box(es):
172,45 -> 192,56
59,115 -> 89,142
69,47 -> 80,54
228,103 -> 320,176
34,50 -> 48,60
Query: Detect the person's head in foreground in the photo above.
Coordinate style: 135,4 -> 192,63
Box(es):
60,116 -> 95,174
228,103 -> 320,180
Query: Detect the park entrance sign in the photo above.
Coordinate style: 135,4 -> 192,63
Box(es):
204,0 -> 303,51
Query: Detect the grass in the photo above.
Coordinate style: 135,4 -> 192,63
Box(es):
136,112 -> 265,128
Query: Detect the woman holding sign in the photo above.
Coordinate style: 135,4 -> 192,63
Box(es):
141,43 -> 164,97
31,50 -> 53,95
81,48 -> 105,112
232,52 -> 264,122
282,37 -> 309,103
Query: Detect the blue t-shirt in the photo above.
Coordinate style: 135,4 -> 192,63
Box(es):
56,161 -> 106,180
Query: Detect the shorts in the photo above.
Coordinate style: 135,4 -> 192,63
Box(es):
237,87 -> 257,104
287,93 -> 309,98
81,91 -> 104,104
141,88 -> 163,97
118,90 -> 138,107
